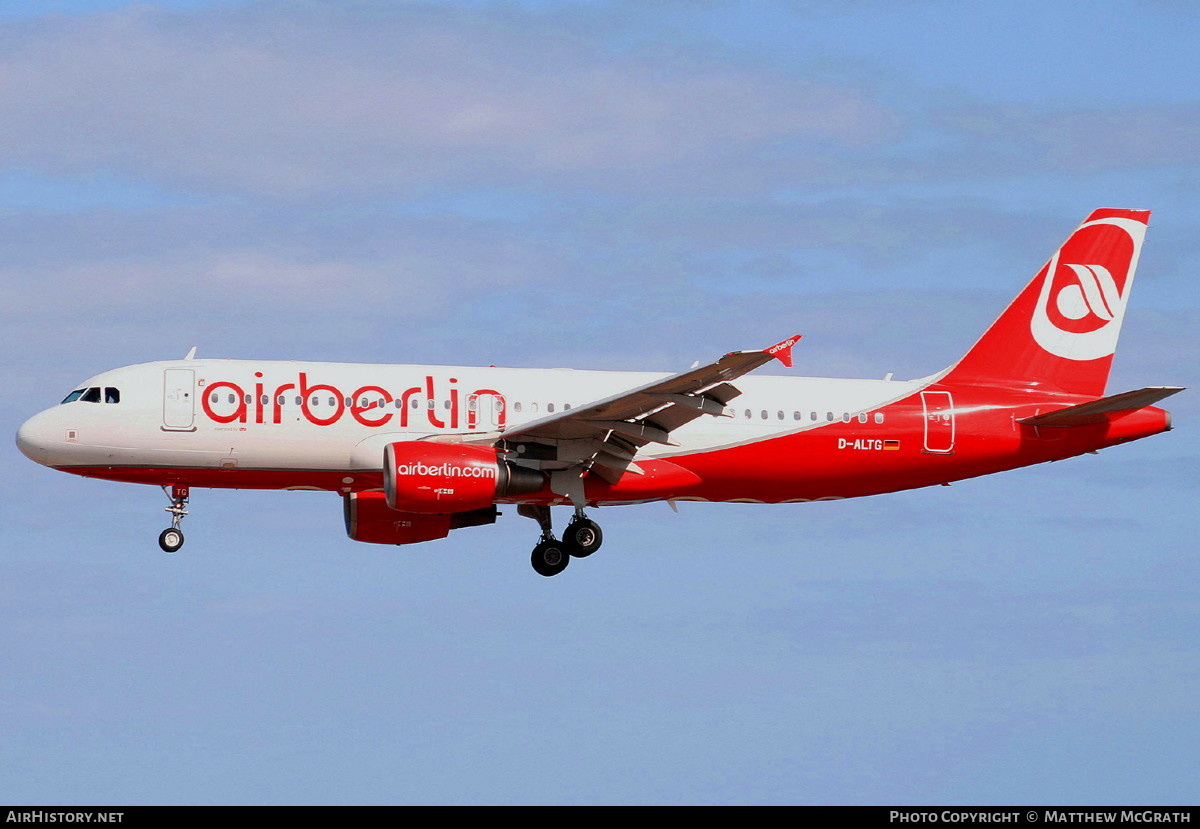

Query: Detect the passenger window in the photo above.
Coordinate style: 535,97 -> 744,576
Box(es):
228,394 -> 236,405
842,412 -> 851,423
61,389 -> 86,404
514,402 -> 523,413
548,403 -> 556,413
743,409 -> 751,419
826,412 -> 834,421
777,411 -> 784,420
793,412 -> 802,420
564,403 -> 572,411
858,413 -> 868,424
81,387 -> 101,403
875,412 -> 884,424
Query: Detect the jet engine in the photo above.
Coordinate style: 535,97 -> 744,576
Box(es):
344,491 -> 452,544
383,441 -> 544,514
343,491 -> 503,545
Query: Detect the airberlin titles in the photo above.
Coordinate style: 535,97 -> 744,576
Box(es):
199,371 -> 506,430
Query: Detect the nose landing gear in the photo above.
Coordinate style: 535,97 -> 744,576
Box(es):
519,504 -> 605,577
158,485 -> 189,553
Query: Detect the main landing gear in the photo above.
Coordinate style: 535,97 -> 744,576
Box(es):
158,485 -> 189,553
520,505 -> 605,577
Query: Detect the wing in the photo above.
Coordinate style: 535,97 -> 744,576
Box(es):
490,335 -> 801,483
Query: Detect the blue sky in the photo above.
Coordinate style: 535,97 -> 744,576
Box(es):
2,0 -> 1198,805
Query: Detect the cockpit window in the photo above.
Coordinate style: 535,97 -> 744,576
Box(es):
62,386 -> 120,404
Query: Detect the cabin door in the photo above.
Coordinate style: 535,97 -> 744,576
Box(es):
163,369 -> 196,431
920,390 -> 954,454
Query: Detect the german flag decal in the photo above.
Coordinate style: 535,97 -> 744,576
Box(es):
883,440 -> 901,451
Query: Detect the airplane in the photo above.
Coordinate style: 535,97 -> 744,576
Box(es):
16,208 -> 1183,576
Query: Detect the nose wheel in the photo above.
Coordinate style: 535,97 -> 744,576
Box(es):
158,485 -> 189,553
519,505 -> 605,576
158,527 -> 184,553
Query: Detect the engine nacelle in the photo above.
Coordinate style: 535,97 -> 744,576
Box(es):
344,491 -> 451,545
344,491 -> 502,546
383,441 -> 544,514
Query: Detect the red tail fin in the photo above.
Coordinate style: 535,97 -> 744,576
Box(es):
945,209 -> 1150,397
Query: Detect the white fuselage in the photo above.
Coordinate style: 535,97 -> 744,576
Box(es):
18,357 -> 926,485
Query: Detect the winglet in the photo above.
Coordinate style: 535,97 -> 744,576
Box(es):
765,335 -> 802,368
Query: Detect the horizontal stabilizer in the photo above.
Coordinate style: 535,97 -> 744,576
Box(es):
1018,386 -> 1184,427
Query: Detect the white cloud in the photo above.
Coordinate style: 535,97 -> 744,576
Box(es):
0,5 -> 894,196
931,104 -> 1200,175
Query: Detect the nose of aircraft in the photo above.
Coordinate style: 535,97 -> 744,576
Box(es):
16,409 -> 58,467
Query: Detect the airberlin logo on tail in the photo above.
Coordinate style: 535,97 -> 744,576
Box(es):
1054,264 -> 1120,328
1030,216 -> 1147,361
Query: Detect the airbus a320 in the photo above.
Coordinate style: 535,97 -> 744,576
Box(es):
16,209 -> 1182,576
